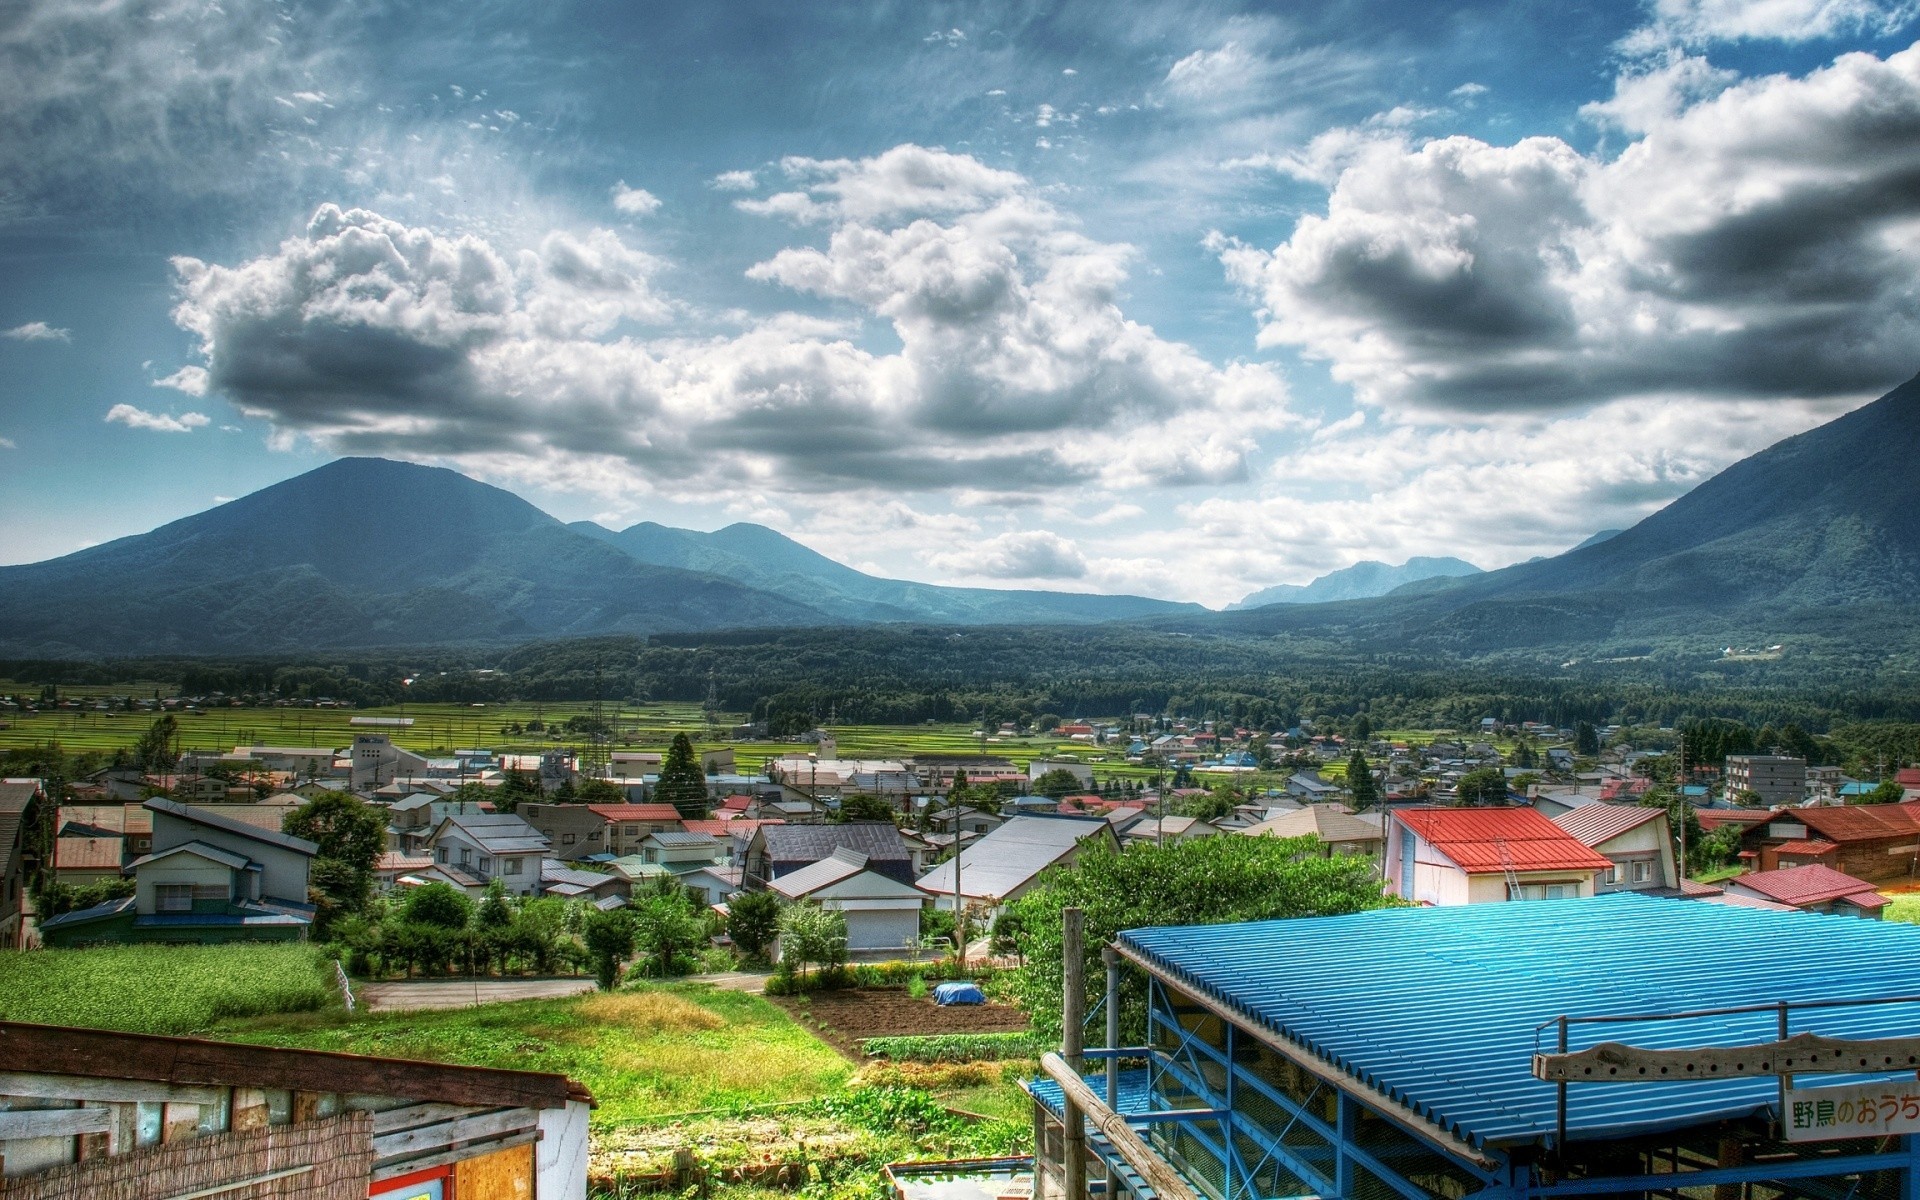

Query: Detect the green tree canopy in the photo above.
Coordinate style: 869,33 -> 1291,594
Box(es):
1007,835 -> 1392,1041
1861,779 -> 1906,805
1346,750 -> 1379,810
285,792 -> 386,935
1032,768 -> 1084,799
402,882 -> 473,930
135,714 -> 180,772
583,907 -> 636,989
778,903 -> 848,978
1453,766 -> 1509,806
631,889 -> 707,976
726,889 -> 781,961
1574,721 -> 1600,756
835,793 -> 896,823
654,734 -> 710,818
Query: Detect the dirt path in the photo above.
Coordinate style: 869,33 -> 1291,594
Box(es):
357,977 -> 598,1011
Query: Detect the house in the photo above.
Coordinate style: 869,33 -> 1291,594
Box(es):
1028,896 -> 1920,1200
0,1020 -> 590,1197
1285,772 -> 1340,801
638,830 -> 727,872
679,864 -> 744,907
373,850 -> 434,891
924,805 -> 1003,837
0,778 -> 44,949
586,803 -> 686,857
917,814 -> 1118,916
1723,863 -> 1889,916
1122,814 -> 1221,846
53,834 -> 124,886
39,798 -> 318,946
57,802 -> 152,858
768,847 -> 927,956
1386,806 -> 1612,904
540,859 -> 630,905
743,822 -> 915,889
1240,804 -> 1386,860
520,802 -> 683,861
1551,802 -> 1677,892
425,813 -> 551,897
1744,803 -> 1920,880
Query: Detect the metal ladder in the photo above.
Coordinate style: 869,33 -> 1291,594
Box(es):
1498,838 -> 1524,900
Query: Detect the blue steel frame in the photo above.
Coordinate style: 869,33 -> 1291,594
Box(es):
1073,974 -> 1920,1200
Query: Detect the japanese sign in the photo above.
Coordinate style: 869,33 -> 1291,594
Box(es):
1785,1082 -> 1920,1142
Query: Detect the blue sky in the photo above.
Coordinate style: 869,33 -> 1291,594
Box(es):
4,0 -> 1920,606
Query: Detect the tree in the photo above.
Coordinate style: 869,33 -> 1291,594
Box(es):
573,778 -> 626,804
631,890 -> 707,976
1006,835 -> 1392,1040
1453,766 -> 1508,806
1032,768 -> 1083,799
654,734 -> 710,818
1575,721 -> 1600,756
836,793 -> 896,823
726,889 -> 781,962
476,879 -> 514,929
1351,714 -> 1372,742
403,882 -> 473,930
778,903 -> 847,979
1859,779 -> 1906,805
285,792 -> 386,935
1346,750 -> 1379,810
135,714 -> 180,772
583,908 -> 636,989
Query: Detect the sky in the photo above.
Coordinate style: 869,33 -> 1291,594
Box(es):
4,0 -> 1920,608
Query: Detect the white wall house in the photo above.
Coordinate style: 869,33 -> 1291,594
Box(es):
769,847 -> 926,955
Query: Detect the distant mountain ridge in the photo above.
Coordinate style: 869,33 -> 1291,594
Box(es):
1228,557 -> 1482,609
1183,373 -> 1920,653
569,519 -> 1202,625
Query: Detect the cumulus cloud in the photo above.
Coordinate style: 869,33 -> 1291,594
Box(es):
3,321 -> 70,342
105,403 -> 209,432
737,144 -> 1026,224
0,436 -> 16,450
163,150 -> 1293,502
928,530 -> 1089,579
711,170 -> 757,191
1219,42 -> 1920,416
611,182 -> 661,215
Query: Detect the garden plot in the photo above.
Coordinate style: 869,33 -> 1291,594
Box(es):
776,988 -> 1030,1060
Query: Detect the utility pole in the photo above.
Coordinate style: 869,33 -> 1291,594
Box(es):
1061,907 -> 1087,1200
953,829 -> 965,970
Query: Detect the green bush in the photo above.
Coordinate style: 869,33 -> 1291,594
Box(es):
860,1032 -> 1046,1062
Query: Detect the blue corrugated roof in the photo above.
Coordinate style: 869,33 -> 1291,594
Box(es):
1119,894 -> 1920,1149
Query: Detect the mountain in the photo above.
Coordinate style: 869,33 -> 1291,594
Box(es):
1569,529 -> 1624,552
1186,374 -> 1920,654
0,459 -> 837,656
1227,557 -> 1482,609
570,520 -> 1202,625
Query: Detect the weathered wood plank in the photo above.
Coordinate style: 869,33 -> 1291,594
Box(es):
1534,1030 -> 1920,1083
231,1088 -> 268,1133
370,1129 -> 539,1182
372,1102 -> 485,1136
1041,1053 -> 1197,1200
0,1072 -> 222,1106
0,1107 -> 113,1139
163,1101 -> 199,1143
372,1107 -> 536,1162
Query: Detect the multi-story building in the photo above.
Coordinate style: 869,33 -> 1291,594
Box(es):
1724,754 -> 1806,805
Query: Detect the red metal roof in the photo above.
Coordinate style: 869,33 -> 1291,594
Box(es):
1774,839 -> 1838,856
1897,768 -> 1920,788
1730,864 -> 1888,909
1794,803 -> 1920,842
584,803 -> 682,822
55,836 -> 123,870
1695,808 -> 1774,830
679,819 -> 730,836
1395,806 -> 1613,873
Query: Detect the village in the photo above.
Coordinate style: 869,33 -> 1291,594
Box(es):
4,703 -> 1920,1199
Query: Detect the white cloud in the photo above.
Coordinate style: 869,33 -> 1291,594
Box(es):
710,170 -> 758,191
3,321 -> 70,342
105,403 -> 210,433
1219,42 -> 1920,417
611,182 -> 662,215
161,153 -> 1294,505
154,365 -> 208,395
1623,0 -> 1918,50
0,436 -> 16,450
1450,82 -> 1489,98
927,530 -> 1089,579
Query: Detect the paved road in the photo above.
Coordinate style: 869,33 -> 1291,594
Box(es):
682,970 -> 772,993
357,978 -> 598,1011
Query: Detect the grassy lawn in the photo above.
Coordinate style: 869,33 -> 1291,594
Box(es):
0,944 -> 335,1034
1884,895 -> 1920,925
218,984 -> 853,1128
1693,865 -> 1748,885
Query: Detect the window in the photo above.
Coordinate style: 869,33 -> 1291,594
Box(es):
436,847 -> 447,864
561,832 -> 576,845
1545,884 -> 1567,900
156,884 -> 192,912
193,884 -> 227,902
478,856 -> 492,875
1605,865 -> 1621,884
624,825 -> 637,836
1631,860 -> 1651,883
458,848 -> 471,867
505,858 -> 521,875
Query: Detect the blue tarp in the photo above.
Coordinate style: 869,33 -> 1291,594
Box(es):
933,981 -> 986,1005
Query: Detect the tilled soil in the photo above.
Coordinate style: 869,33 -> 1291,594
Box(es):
773,987 -> 1031,1059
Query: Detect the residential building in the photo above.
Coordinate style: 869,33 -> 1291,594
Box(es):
1551,802 -> 1677,892
1239,804 -> 1385,860
1386,806 -> 1612,904
52,834 -> 124,886
918,814 -> 1118,916
639,830 -> 726,872
425,813 -> 551,896
586,803 -> 685,856
1745,803 -> 1920,881
349,734 -> 430,790
1028,896 -> 1920,1200
1028,759 -> 1094,786
1724,864 -> 1889,916
39,798 -> 317,946
1724,754 -> 1807,806
520,802 -> 683,861
1122,814 -> 1221,846
0,778 -> 44,949
540,859 -> 630,905
768,847 -> 927,956
743,822 -> 915,889
0,1019 -> 590,1197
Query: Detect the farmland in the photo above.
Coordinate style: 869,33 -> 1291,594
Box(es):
0,943 -> 336,1033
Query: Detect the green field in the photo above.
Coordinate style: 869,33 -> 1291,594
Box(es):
0,943 -> 336,1033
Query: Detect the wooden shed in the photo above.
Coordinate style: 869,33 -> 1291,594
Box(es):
0,1021 -> 592,1198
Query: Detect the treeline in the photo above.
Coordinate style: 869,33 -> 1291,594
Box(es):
9,625 -> 1920,736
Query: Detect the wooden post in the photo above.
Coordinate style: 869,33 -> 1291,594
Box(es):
1103,947 -> 1120,1112
1042,1053 -> 1198,1200
1062,907 -> 1086,1200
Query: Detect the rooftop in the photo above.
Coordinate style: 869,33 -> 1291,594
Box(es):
1395,806 -> 1612,873
1729,863 -> 1889,909
584,803 -> 682,822
145,797 -> 318,857
1119,895 -> 1920,1149
1549,802 -> 1666,846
